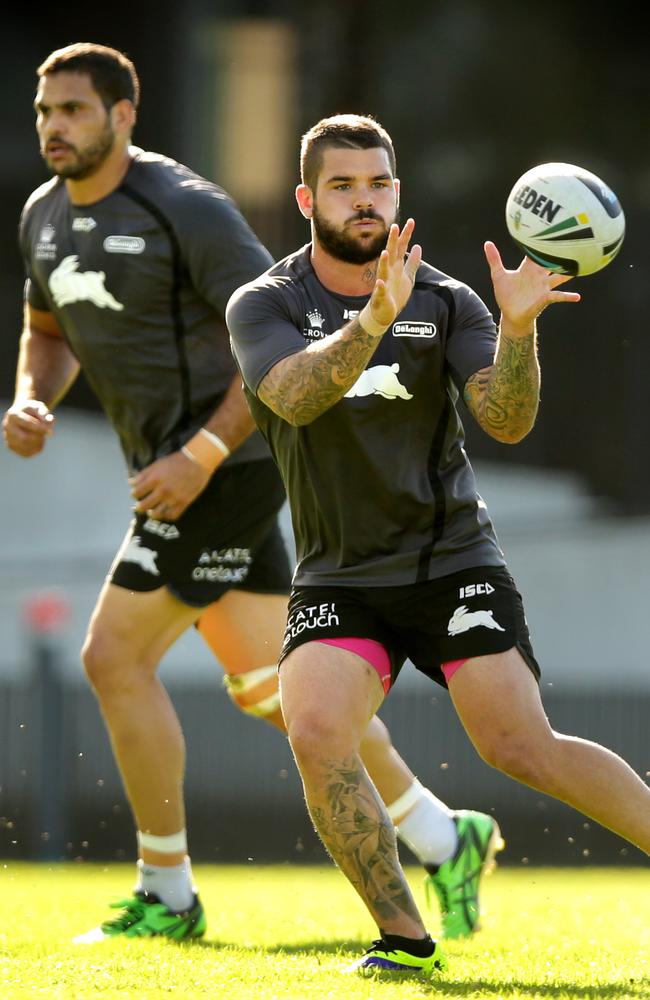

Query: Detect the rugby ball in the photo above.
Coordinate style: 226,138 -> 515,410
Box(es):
505,162 -> 625,276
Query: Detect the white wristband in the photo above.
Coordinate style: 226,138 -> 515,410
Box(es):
358,304 -> 387,338
199,427 -> 230,458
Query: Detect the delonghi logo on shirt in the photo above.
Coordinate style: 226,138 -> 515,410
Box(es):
103,235 -> 146,254
345,363 -> 413,400
48,255 -> 124,311
72,217 -> 97,232
447,605 -> 505,636
35,224 -> 57,260
392,321 -> 437,338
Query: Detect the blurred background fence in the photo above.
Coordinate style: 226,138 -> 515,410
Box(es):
1,0 -> 648,866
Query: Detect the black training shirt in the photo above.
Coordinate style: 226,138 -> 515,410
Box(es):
227,245 -> 507,587
19,147 -> 274,472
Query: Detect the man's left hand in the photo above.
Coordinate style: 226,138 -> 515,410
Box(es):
130,450 -> 212,521
484,241 -> 581,336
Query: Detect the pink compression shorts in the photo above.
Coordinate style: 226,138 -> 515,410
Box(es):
317,638 -> 468,692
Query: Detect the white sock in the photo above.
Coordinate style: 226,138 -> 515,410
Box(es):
136,855 -> 195,912
392,782 -> 458,867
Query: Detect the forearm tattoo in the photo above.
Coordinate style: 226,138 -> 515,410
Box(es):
464,330 -> 540,442
309,754 -> 421,925
258,319 -> 381,426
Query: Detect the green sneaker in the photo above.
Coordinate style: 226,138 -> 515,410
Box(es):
424,810 -> 504,939
72,891 -> 206,944
344,937 -> 447,976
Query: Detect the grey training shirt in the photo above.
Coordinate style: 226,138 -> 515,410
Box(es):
227,245 -> 507,588
19,147 -> 274,472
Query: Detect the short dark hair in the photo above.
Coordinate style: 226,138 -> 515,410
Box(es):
37,42 -> 140,111
300,114 -> 396,190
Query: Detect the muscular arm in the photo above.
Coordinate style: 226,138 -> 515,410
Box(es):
202,372 -> 256,452
463,319 -> 540,444
257,221 -> 422,427
15,304 -> 80,407
2,305 -> 80,457
258,316 -> 383,426
129,371 -> 259,522
467,238 -> 581,444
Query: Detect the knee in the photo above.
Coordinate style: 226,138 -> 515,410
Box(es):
286,708 -> 355,765
359,715 -> 391,759
223,666 -> 284,730
81,631 -> 151,696
476,731 -> 555,787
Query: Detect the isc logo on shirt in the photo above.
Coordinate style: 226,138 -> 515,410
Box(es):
392,321 -> 437,338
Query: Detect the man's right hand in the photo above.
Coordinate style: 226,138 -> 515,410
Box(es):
363,218 -> 422,331
2,400 -> 55,457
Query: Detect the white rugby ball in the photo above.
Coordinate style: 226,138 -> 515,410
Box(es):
505,162 -> 625,276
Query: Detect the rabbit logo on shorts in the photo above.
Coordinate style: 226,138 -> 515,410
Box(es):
120,537 -> 160,576
447,605 -> 504,636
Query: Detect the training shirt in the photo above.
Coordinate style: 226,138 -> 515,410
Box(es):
227,245 -> 507,587
19,147 -> 274,472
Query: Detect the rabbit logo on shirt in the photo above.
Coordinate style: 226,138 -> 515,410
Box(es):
345,363 -> 413,400
49,255 -> 124,310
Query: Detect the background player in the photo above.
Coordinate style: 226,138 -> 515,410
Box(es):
3,45 -> 500,943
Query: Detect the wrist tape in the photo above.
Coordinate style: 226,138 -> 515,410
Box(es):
181,427 -> 230,473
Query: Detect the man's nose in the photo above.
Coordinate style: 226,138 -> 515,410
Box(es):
353,187 -> 374,209
41,111 -> 65,135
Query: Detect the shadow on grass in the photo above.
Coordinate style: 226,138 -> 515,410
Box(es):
185,939 -> 649,996
190,937 -> 358,954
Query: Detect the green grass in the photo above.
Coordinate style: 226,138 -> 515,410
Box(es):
0,863 -> 648,999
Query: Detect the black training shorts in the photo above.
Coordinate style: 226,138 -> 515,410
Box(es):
109,459 -> 291,607
280,566 -> 540,688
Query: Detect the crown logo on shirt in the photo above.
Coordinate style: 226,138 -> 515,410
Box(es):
306,309 -> 325,330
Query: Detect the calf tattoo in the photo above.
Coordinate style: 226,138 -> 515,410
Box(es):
309,753 -> 422,924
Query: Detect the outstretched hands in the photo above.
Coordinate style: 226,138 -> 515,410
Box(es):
484,241 -> 581,335
364,219 -> 422,331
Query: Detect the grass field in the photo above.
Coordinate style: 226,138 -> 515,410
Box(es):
0,862 -> 648,999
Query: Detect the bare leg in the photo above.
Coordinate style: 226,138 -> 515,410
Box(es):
198,590 -> 418,802
449,647 -> 650,854
359,715 -> 418,815
280,640 -> 428,938
197,590 -> 286,729
82,582 -> 199,866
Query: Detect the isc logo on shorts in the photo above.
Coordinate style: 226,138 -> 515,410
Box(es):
459,582 -> 495,599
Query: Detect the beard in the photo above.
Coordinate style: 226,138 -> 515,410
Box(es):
42,120 -> 116,180
312,204 -> 397,264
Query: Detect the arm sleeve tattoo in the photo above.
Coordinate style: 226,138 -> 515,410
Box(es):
463,327 -> 540,443
258,318 -> 382,426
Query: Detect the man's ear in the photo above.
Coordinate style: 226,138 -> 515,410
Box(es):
295,183 -> 314,219
110,98 -> 136,137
